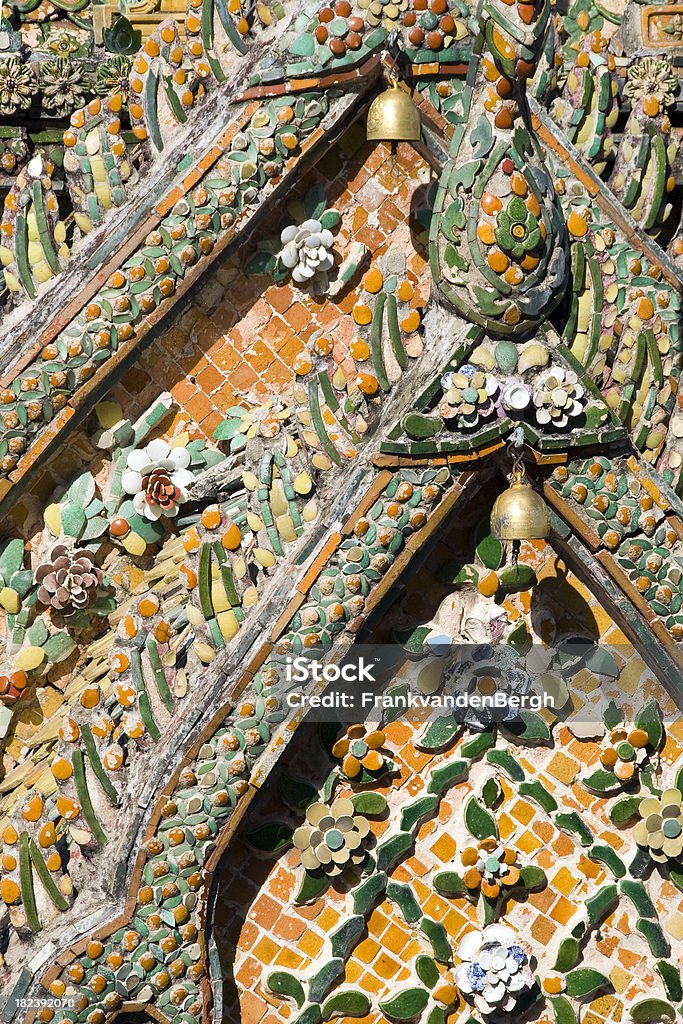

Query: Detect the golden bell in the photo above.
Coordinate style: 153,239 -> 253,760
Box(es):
490,472 -> 550,542
366,79 -> 421,142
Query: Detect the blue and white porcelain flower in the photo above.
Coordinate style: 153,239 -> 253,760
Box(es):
121,439 -> 195,521
454,923 -> 534,1016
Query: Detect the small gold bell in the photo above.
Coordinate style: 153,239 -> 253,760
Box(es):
366,78 -> 421,142
490,469 -> 550,542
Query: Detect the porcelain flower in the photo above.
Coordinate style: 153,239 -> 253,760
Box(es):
634,789 -> 683,862
293,797 -> 370,875
278,218 -> 335,284
36,545 -> 104,613
533,366 -> 585,429
454,923 -> 534,1015
461,839 -> 521,899
122,439 -> 195,521
439,365 -> 499,429
600,725 -> 650,781
332,724 -> 389,780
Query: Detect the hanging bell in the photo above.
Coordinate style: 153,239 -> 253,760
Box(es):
366,78 -> 421,142
490,469 -> 550,542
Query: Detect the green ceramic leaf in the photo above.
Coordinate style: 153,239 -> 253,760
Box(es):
583,769 -> 620,793
464,796 -> 497,840
482,776 -> 501,808
353,872 -> 387,914
9,570 -> 33,598
621,879 -> 656,918
267,971 -> 305,1007
636,919 -> 669,957
295,870 -> 330,905
486,749 -> 525,781
635,699 -> 663,750
351,792 -> 387,816
420,918 -> 450,962
0,539 -> 25,580
425,1008 -> 446,1024
609,796 -> 641,824
27,619 -> 48,647
584,647 -> 620,679
387,881 -> 422,923
59,501 -> 87,540
586,884 -> 617,926
475,529 -> 503,571
379,987 -> 429,1020
417,714 -> 460,752
244,822 -> 293,854
309,960 -> 344,1003
400,795 -> 438,832
42,631 -> 76,664
630,1000 -> 675,1023
565,969 -> 611,998
296,1007 -> 323,1024
330,917 -> 365,959
588,846 -> 626,879
103,13 -> 141,53
519,780 -> 557,812
415,955 -> 439,988
553,937 -> 580,973
518,865 -> 547,891
403,413 -> 441,440
508,620 -> 531,649
505,710 -> 551,742
67,472 -> 96,508
320,209 -> 341,231
497,564 -> 536,591
245,250 -> 277,276
321,990 -> 371,1019
433,870 -> 467,897
377,833 -> 413,872
556,812 -> 593,846
670,868 -> 683,893
656,962 -> 682,1003
428,758 -> 468,794
549,996 -> 578,1024
603,700 -> 622,730
460,731 -> 495,758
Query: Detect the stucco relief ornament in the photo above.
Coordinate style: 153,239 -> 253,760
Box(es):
122,439 -> 195,520
454,924 -> 534,1015
624,57 -> 678,107
0,58 -> 37,115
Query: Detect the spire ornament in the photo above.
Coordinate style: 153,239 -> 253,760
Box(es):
429,0 -> 568,336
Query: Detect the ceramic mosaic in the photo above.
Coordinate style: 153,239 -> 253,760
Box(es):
3,0 -> 683,1015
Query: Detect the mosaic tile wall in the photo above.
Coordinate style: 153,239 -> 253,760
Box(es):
213,537 -> 683,1024
107,128 -> 431,441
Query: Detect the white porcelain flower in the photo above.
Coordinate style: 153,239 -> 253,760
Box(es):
278,218 -> 335,284
454,923 -> 534,1016
121,439 -> 195,521
532,366 -> 584,429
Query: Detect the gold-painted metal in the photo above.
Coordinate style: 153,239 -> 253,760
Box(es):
490,470 -> 550,541
366,79 -> 421,142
